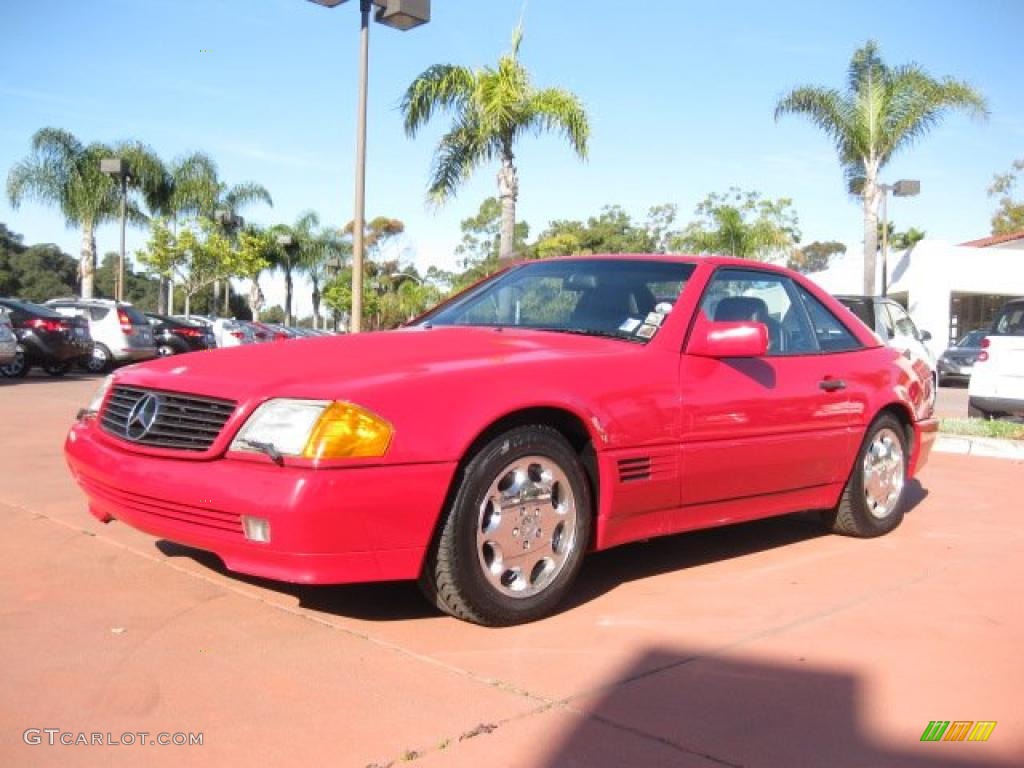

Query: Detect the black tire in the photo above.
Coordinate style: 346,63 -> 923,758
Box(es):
44,361 -> 71,377
967,398 -> 990,420
0,348 -> 28,378
84,343 -> 112,374
419,425 -> 593,626
156,343 -> 178,357
823,414 -> 908,538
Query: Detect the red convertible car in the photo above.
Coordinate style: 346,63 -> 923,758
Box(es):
65,256 -> 937,625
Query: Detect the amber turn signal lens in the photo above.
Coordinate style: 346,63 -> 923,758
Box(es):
301,402 -> 393,459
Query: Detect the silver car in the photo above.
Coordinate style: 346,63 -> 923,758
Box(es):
172,315 -> 254,348
0,309 -> 16,368
47,298 -> 156,373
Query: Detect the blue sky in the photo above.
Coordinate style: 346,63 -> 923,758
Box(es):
2,0 -> 1022,315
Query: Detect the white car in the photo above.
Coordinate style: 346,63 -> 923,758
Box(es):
0,309 -> 16,368
172,315 -> 254,348
47,298 -> 156,373
837,295 -> 936,405
968,298 -> 1024,419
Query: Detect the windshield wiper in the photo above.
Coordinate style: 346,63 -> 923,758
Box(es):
239,439 -> 284,466
534,327 -> 644,343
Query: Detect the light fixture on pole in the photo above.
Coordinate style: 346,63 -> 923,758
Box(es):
304,0 -> 431,332
101,157 -> 132,302
878,179 -> 920,297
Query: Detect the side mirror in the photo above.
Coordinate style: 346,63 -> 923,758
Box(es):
919,329 -> 932,342
689,321 -> 769,358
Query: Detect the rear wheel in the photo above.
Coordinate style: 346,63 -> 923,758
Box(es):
419,425 -> 592,626
85,343 -> 112,374
43,361 -> 71,376
967,398 -> 993,420
0,348 -> 28,378
157,343 -> 176,357
823,414 -> 907,538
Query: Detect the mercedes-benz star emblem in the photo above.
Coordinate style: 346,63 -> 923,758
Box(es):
125,394 -> 161,440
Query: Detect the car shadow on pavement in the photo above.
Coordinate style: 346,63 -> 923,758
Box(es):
155,480 -> 928,623
537,646 -> 1013,768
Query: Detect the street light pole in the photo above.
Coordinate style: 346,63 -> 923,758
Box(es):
877,179 -> 920,298
101,157 -> 131,302
304,0 -> 430,333
351,0 -> 371,334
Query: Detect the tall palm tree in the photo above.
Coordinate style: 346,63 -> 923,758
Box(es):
270,211 -> 318,326
150,151 -> 219,312
775,41 -> 987,294
7,128 -> 165,298
301,226 -> 348,329
204,177 -> 272,316
401,26 -> 589,263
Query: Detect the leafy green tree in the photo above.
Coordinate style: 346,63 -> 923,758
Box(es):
260,305 -> 286,324
788,240 -> 846,273
673,189 -> 800,260
989,158 -> 1024,235
236,226 -> 277,321
6,128 -> 167,298
0,242 -> 79,302
451,197 -> 528,287
402,26 -> 589,263
877,221 -> 926,251
775,40 -> 988,293
94,252 -> 160,310
531,205 -> 661,259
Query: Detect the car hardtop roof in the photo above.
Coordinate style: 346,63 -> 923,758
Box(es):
45,297 -> 136,307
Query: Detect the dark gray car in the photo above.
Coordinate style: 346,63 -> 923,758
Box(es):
937,329 -> 986,386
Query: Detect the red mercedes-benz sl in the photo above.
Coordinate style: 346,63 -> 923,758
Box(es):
65,255 -> 937,625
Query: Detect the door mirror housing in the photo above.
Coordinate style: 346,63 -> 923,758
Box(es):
689,321 -> 769,358
918,329 -> 932,342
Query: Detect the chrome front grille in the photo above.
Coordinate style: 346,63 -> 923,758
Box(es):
101,386 -> 236,451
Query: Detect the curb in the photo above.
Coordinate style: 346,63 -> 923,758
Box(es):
934,434 -> 1024,460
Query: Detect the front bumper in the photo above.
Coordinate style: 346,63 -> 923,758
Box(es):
65,420 -> 456,584
112,345 -> 157,362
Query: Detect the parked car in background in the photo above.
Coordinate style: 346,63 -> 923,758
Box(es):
46,298 -> 156,373
241,321 -> 273,343
145,313 -> 217,356
836,295 -> 936,403
254,322 -> 297,341
968,298 -> 1024,419
66,255 -> 938,625
0,309 -> 18,369
937,329 -> 987,386
0,297 -> 92,377
172,316 -> 254,348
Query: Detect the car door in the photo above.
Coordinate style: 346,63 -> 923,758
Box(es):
883,301 -> 936,396
679,268 -> 861,506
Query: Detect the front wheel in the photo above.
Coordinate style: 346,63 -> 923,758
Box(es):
0,348 -> 28,378
419,425 -> 592,626
823,414 -> 908,538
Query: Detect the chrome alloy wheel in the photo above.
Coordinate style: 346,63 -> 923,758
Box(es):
476,455 -> 579,598
862,428 -> 905,519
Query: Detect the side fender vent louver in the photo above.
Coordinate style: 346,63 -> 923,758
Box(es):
618,456 -> 652,483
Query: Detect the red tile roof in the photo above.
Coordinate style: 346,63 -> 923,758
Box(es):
959,230 -> 1024,248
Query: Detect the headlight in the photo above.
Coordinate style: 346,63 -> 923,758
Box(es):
230,399 -> 393,460
83,375 -> 113,417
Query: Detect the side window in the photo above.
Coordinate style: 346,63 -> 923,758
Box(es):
89,306 -> 110,321
700,269 -> 817,356
795,286 -> 862,352
886,303 -> 918,339
877,303 -> 895,339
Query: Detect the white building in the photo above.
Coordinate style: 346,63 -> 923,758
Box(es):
807,232 -> 1024,356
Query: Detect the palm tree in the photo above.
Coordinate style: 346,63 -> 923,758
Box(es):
270,211 -> 318,326
775,41 -> 988,294
7,128 -> 165,298
301,226 -> 348,329
401,26 -> 589,263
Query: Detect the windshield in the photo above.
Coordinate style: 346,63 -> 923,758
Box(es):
992,303 -> 1024,336
957,330 -> 987,347
420,259 -> 695,343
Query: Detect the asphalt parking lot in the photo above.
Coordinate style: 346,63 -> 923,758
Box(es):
1,372 -> 1022,767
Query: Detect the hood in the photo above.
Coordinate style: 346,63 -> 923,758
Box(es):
117,326 -> 635,402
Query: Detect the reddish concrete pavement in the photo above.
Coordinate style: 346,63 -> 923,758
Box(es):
1,373 -> 1022,767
